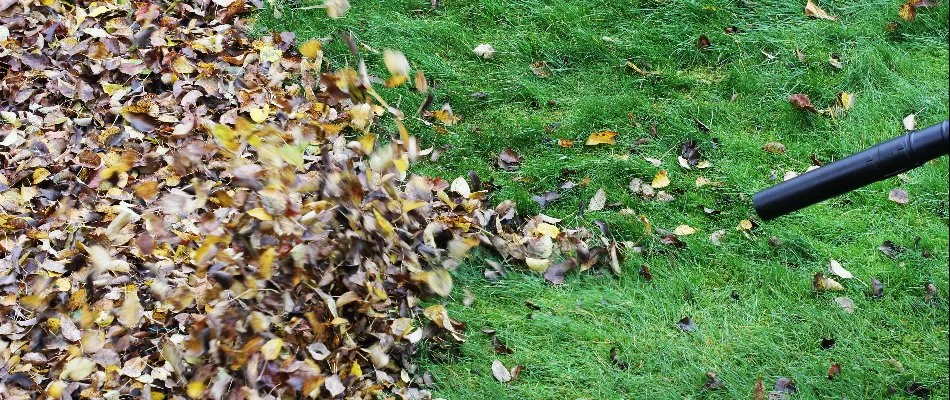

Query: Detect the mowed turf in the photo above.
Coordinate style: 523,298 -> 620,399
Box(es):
257,1 -> 949,398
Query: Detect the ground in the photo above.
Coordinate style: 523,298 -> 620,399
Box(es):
257,1 -> 949,398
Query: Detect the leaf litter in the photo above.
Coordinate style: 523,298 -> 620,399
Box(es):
0,1 -> 616,398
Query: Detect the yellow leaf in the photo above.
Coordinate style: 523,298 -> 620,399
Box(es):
737,219 -> 753,231
33,168 -> 51,184
299,39 -> 322,58
358,134 -> 376,154
276,145 -> 305,168
525,257 -> 551,272
534,222 -> 560,238
350,361 -> 363,378
261,338 -> 283,361
211,124 -> 239,152
836,92 -> 855,111
898,2 -> 916,21
804,0 -> 837,20
102,83 -> 126,95
247,207 -> 273,221
119,289 -> 143,328
249,105 -> 269,123
186,380 -> 205,399
651,169 -> 670,188
60,357 -> 95,381
674,225 -> 696,236
586,130 -> 618,146
258,247 -> 277,279
420,268 -> 453,296
373,209 -> 395,237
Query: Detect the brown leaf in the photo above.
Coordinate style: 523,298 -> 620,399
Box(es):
753,377 -> 766,400
788,93 -> 817,112
498,148 -> 523,171
697,34 -> 711,49
804,0 -> 837,20
543,259 -> 575,285
827,363 -> 842,380
762,141 -> 787,154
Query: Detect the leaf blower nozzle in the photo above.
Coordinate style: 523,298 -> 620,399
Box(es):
753,120 -> 949,220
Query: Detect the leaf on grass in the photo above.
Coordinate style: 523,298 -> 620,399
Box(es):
680,140 -> 701,166
704,371 -> 725,390
788,93 -> 817,112
697,34 -> 711,49
609,347 -> 629,370
299,39 -> 321,58
763,141 -> 787,154
774,377 -> 797,393
674,225 -> 696,236
834,296 -> 855,313
491,359 -> 512,383
879,240 -> 903,259
639,265 -> 653,282
677,316 -> 697,332
491,335 -> 514,355
710,230 -> 726,246
651,170 -> 670,188
586,130 -> 617,146
828,259 -> 853,279
324,0 -> 351,19
532,191 -> 560,208
813,272 -> 844,291
473,43 -> 495,59
544,259 -> 575,285
587,188 -> 607,211
888,188 -> 909,204
899,0 -> 939,21
530,60 -> 551,77
827,363 -> 842,380
870,277 -> 884,299
754,378 -> 766,400
836,92 -> 855,111
804,0 -> 837,20
902,114 -> 916,131
828,53 -> 844,69
497,148 -> 522,171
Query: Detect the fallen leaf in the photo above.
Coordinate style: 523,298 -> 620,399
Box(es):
834,297 -> 855,313
710,230 -> 726,245
697,34 -> 711,49
754,378 -> 766,400
544,259 -> 576,285
704,371 -> 725,390
324,0 -> 351,19
60,357 -> 95,381
497,148 -> 522,171
814,272 -> 844,291
879,240 -> 903,259
586,130 -> 618,146
902,114 -> 917,131
804,0 -> 837,20
651,170 -> 670,188
680,140 -> 701,167
828,259 -> 854,279
674,225 -> 696,236
836,91 -> 855,111
924,282 -> 937,303
638,265 -> 653,282
677,316 -> 697,332
888,188 -> 909,204
491,335 -> 514,355
299,39 -> 322,58
774,377 -> 798,393
763,141 -> 787,154
788,93 -> 817,112
828,53 -> 844,69
870,277 -> 884,299
473,43 -> 495,59
827,363 -> 842,380
531,191 -> 561,208
491,359 -> 512,383
587,188 -> 607,212
609,347 -> 629,370
261,338 -> 283,360
530,60 -> 551,77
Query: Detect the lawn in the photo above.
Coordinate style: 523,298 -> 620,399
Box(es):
258,1 -> 949,398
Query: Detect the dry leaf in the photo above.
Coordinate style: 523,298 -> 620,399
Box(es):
261,338 -> 283,360
804,0 -> 837,20
674,225 -> 696,236
814,272 -> 845,291
828,259 -> 854,279
586,130 -> 618,146
587,188 -> 607,211
473,43 -> 495,59
902,114 -> 917,131
491,359 -> 512,383
651,170 -> 670,188
888,188 -> 909,204
834,296 -> 855,313
788,93 -> 817,112
763,141 -> 787,154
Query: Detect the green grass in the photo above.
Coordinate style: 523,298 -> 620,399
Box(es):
257,1 -> 949,398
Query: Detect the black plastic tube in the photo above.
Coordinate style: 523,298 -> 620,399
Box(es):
753,120 -> 949,220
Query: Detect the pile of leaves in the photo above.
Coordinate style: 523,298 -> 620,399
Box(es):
0,1 -> 619,398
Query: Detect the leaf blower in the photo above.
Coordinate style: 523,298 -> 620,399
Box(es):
753,120 -> 949,220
